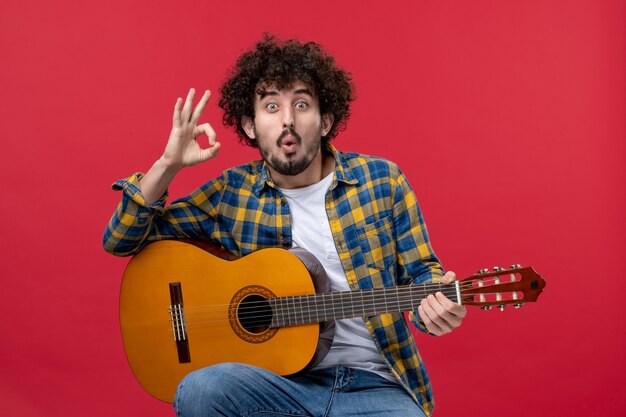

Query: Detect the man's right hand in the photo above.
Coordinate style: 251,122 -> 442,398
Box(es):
138,88 -> 221,206
161,88 -> 221,170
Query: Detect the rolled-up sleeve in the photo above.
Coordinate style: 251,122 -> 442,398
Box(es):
102,173 -> 219,256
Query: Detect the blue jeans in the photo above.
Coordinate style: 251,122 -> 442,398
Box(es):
174,363 -> 427,417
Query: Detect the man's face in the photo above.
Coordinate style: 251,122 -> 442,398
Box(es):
243,81 -> 332,177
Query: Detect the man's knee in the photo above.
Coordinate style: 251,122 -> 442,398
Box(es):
174,363 -> 252,415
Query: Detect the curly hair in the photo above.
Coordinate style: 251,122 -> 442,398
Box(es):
218,35 -> 354,147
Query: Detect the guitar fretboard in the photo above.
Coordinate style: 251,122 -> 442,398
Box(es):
269,283 -> 456,327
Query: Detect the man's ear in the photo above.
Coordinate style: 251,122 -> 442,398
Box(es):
241,116 -> 256,140
321,113 -> 334,137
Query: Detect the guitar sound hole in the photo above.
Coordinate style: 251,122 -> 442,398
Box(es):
238,295 -> 273,334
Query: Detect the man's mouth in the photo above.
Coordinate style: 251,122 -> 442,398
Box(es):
277,129 -> 301,154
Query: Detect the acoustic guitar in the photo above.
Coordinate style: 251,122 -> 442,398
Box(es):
119,239 -> 545,402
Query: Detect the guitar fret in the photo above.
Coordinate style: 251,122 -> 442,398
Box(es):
281,297 -> 289,327
275,298 -> 282,328
268,299 -> 275,327
345,292 -> 353,319
331,292 -> 339,320
361,290 -> 370,316
274,298 -> 280,327
395,287 -> 400,312
303,296 -> 312,323
336,292 -> 345,319
353,292 -> 360,316
371,291 -> 378,315
299,295 -> 304,324
360,290 -> 365,317
325,293 -> 332,320
314,294 -> 320,323
289,297 -> 296,325
382,290 -> 387,312
295,295 -> 302,325
302,294 -> 309,324
342,292 -> 352,319
350,293 -> 355,317
340,292 -> 347,319
288,296 -> 295,326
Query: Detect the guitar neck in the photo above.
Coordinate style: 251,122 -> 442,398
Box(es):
269,283 -> 457,327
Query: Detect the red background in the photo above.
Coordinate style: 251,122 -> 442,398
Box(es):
1,0 -> 624,416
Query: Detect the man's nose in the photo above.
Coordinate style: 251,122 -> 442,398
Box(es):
282,107 -> 294,128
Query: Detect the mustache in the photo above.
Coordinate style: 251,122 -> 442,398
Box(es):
276,128 -> 302,146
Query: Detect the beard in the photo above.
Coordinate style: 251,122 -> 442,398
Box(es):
256,127 -> 322,176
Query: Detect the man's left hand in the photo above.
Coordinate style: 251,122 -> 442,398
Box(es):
418,271 -> 467,336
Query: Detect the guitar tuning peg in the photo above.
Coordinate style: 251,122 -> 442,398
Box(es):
498,305 -> 506,311
477,269 -> 489,274
493,266 -> 504,272
509,264 -> 522,269
514,303 -> 525,308
481,306 -> 492,310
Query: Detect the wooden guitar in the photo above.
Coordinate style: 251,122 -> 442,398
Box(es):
119,240 -> 545,402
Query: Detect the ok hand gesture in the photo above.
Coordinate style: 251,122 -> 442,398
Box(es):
162,88 -> 221,170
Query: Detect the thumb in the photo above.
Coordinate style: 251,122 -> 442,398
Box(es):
441,271 -> 456,284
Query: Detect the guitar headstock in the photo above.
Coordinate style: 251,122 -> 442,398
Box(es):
458,265 -> 545,310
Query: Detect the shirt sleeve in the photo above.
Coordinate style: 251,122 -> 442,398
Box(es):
390,168 -> 444,334
102,172 -> 221,256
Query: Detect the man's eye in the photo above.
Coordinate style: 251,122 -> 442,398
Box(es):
295,102 -> 308,110
266,103 -> 278,111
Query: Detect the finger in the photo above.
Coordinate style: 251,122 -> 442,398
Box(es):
425,294 -> 455,322
181,88 -> 196,122
420,297 -> 453,334
172,97 -> 183,126
190,90 -> 211,124
194,123 -> 217,144
418,305 -> 445,335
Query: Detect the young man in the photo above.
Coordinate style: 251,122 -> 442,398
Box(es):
104,36 -> 466,417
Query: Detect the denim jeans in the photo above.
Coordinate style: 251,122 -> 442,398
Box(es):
174,363 -> 427,417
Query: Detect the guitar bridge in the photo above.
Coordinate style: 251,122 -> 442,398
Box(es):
169,282 -> 191,363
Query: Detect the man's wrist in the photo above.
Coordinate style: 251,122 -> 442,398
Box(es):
157,155 -> 184,174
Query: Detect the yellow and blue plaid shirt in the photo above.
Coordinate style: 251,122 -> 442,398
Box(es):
103,144 -> 443,415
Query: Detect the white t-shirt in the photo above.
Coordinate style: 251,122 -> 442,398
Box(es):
279,172 -> 395,381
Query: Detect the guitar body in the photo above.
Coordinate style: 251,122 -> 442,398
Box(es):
120,240 -> 330,403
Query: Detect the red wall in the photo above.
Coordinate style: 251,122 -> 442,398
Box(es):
1,0 -> 624,416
